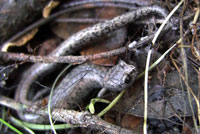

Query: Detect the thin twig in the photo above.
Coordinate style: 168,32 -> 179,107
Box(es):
55,18 -> 165,25
1,25 -> 171,64
0,47 -> 126,64
0,95 -> 136,134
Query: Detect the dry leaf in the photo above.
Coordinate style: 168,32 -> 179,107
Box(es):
1,28 -> 38,52
121,114 -> 143,132
104,112 -> 116,125
43,0 -> 59,18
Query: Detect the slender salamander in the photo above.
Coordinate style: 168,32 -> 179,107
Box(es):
15,6 -> 168,109
18,60 -> 137,123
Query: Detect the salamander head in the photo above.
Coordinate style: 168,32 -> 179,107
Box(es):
104,60 -> 137,91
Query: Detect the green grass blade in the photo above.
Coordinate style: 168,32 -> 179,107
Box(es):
48,64 -> 72,134
10,116 -> 76,131
0,117 -> 23,134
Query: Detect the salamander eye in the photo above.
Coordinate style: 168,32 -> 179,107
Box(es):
123,75 -> 132,84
